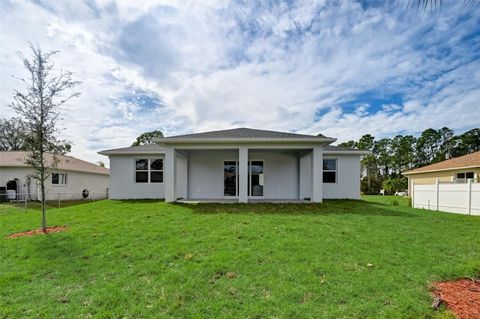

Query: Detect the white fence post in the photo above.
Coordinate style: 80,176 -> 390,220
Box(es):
435,178 -> 439,211
467,179 -> 472,215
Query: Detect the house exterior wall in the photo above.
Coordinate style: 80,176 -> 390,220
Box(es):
44,170 -> 109,200
407,168 -> 480,195
105,146 -> 363,201
187,149 -> 237,199
187,149 -> 301,200
249,150 -> 299,199
0,167 -> 38,199
0,166 -> 109,200
176,151 -> 188,199
323,154 -> 361,199
109,155 -> 165,199
299,151 -> 312,200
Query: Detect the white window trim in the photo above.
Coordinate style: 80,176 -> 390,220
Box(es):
134,158 -> 164,184
51,172 -> 68,187
248,159 -> 265,198
223,160 -> 239,198
221,159 -> 265,198
323,158 -> 337,184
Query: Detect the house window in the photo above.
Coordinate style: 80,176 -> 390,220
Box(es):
52,173 -> 67,185
323,159 -> 337,183
457,172 -> 474,180
135,159 -> 163,183
150,159 -> 163,183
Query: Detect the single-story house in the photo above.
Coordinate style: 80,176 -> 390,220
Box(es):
403,150 -> 480,195
99,128 -> 368,202
0,151 -> 110,201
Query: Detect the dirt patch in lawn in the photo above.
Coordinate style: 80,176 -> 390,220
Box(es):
432,278 -> 480,319
8,226 -> 68,238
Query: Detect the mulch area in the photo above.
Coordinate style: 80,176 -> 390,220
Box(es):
432,278 -> 480,319
7,226 -> 68,238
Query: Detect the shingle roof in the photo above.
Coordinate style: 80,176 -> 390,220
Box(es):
164,128 -> 332,140
403,151 -> 480,175
0,151 -> 109,175
98,144 -> 165,155
324,145 -> 364,152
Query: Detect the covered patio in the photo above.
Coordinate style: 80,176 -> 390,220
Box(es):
164,146 -> 324,203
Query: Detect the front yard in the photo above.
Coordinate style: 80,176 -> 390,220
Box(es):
1,196 -> 479,318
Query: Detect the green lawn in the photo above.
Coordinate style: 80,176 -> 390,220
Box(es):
1,196 -> 479,318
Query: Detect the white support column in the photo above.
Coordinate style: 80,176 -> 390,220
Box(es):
435,178 -> 439,210
311,146 -> 323,203
238,147 -> 248,203
165,147 -> 176,202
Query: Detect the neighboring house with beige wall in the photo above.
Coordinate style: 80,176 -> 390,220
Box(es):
0,151 -> 110,201
403,151 -> 480,195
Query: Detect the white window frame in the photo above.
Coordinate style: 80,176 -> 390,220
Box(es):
248,159 -> 264,198
51,172 -> 67,187
134,158 -> 164,184
223,160 -> 239,198
323,158 -> 337,184
456,171 -> 475,182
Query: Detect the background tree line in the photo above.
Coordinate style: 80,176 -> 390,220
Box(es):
339,127 -> 480,195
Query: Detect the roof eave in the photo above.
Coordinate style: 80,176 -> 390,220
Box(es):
98,150 -> 165,156
403,164 -> 480,175
324,150 -> 371,155
157,137 -> 337,145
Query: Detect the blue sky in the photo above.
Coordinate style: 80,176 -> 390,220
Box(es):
0,0 -> 479,163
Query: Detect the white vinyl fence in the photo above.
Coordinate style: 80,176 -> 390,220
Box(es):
412,179 -> 480,216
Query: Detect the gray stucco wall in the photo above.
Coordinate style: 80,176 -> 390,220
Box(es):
249,150 -> 299,199
176,151 -> 188,199
299,151 -> 312,200
298,152 -> 361,200
109,155 -> 165,199
187,149 -> 300,200
106,150 -> 361,201
187,149 -> 237,199
323,154 -> 361,199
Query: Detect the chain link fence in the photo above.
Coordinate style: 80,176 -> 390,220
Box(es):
0,192 -> 109,212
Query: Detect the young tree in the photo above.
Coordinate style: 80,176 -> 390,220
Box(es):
0,117 -> 29,151
132,130 -> 164,146
10,44 -> 79,231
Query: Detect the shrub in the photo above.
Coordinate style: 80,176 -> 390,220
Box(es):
382,177 -> 408,195
361,176 -> 382,195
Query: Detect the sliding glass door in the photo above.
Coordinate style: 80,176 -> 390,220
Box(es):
224,161 -> 238,197
223,160 -> 264,198
249,161 -> 264,197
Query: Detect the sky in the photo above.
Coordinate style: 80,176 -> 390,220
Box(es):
0,0 -> 479,164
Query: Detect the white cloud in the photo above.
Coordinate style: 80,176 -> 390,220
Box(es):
0,0 -> 479,164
